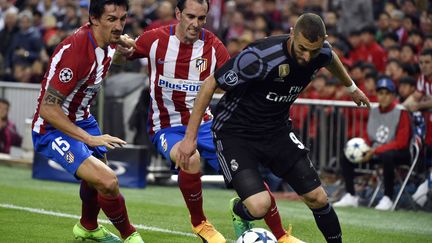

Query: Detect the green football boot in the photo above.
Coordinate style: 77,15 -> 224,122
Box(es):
73,222 -> 121,242
229,197 -> 254,238
124,232 -> 145,243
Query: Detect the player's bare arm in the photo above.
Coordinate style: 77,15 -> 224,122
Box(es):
40,86 -> 126,149
418,97 -> 432,110
176,75 -> 218,169
326,50 -> 370,108
113,34 -> 136,65
403,91 -> 423,111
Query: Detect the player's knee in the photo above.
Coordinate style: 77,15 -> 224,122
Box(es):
302,186 -> 328,208
95,174 -> 119,195
182,151 -> 201,174
244,193 -> 272,218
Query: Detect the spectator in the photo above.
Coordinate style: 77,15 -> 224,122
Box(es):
11,60 -> 32,83
407,29 -> 424,53
323,10 -> 339,34
6,10 -> 43,75
225,37 -> 241,57
363,71 -> 378,101
263,0 -> 281,25
403,48 -> 432,203
60,3 -> 81,31
337,0 -> 373,36
419,10 -> 432,35
222,10 -> 246,42
385,58 -> 409,86
381,32 -> 400,50
347,30 -> 366,64
142,0 -> 159,22
51,0 -> 67,23
390,9 -> 408,44
424,34 -> 432,50
359,26 -> 387,72
0,98 -> 22,154
0,8 -> 18,66
376,12 -> 391,43
401,43 -> 418,64
78,0 -> 90,26
402,15 -> 420,34
387,44 -> 401,59
401,0 -> 420,17
334,78 -> 412,210
398,76 -> 417,103
143,0 -> 177,32
0,2 -> 18,31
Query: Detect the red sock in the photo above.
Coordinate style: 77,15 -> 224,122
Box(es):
178,170 -> 206,227
98,193 -> 136,239
263,183 -> 286,239
79,181 -> 100,230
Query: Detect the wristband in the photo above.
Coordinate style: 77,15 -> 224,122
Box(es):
346,82 -> 357,93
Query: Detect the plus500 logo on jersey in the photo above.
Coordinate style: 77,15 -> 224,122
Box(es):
158,75 -> 201,92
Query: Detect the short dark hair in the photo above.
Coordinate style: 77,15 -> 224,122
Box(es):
294,13 -> 326,42
177,0 -> 210,12
399,76 -> 416,86
382,32 -> 399,42
0,98 -> 9,106
420,48 -> 432,57
360,25 -> 376,35
89,0 -> 129,23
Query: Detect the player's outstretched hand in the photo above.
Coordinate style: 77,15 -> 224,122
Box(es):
175,139 -> 197,171
404,102 -> 419,112
118,34 -> 136,49
351,89 -> 371,109
86,134 -> 127,149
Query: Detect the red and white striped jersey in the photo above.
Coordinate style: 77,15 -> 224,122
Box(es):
416,74 -> 432,97
32,24 -> 116,134
416,74 -> 432,145
131,25 -> 230,135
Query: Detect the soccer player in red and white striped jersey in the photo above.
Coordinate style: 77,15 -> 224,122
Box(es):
404,49 -> 432,146
116,0 -> 230,241
404,48 -> 432,196
32,1 -> 143,242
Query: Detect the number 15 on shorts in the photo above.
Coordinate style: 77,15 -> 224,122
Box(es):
52,137 -> 71,156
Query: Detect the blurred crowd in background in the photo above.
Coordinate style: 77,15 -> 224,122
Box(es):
0,0 -> 429,91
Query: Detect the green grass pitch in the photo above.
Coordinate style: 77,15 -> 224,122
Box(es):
0,165 -> 431,242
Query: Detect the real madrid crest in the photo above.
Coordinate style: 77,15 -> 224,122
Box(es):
230,159 -> 239,171
278,64 -> 290,78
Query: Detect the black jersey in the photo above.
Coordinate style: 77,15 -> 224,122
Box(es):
212,35 -> 333,136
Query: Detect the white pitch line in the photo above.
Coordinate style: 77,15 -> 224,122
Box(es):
0,203 -> 196,238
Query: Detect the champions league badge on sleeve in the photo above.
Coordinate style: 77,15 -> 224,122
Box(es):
223,70 -> 238,86
59,68 -> 73,83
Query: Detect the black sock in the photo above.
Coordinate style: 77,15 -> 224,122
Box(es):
311,204 -> 342,243
233,199 -> 261,221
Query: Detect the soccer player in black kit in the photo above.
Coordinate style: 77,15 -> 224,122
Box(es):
177,13 -> 370,243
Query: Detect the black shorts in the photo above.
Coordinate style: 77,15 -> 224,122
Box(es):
213,129 -> 321,195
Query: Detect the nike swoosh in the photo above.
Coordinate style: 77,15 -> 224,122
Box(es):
190,191 -> 202,197
157,58 -> 166,64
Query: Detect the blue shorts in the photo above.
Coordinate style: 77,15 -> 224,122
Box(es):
151,121 -> 219,172
32,116 -> 107,177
